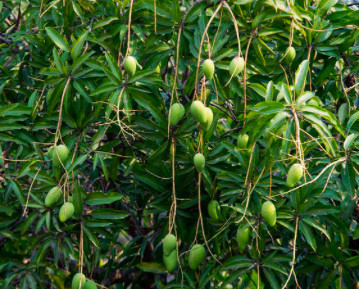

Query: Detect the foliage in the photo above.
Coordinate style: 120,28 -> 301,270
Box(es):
1,0 -> 359,288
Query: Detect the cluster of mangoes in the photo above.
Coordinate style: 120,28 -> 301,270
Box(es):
72,273 -> 98,289
162,234 -> 206,272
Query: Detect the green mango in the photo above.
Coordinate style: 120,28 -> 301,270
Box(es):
169,103 -> 185,126
52,144 -> 70,167
207,200 -> 220,221
59,202 -> 75,222
84,280 -> 98,289
284,47 -> 296,65
190,100 -> 207,124
237,134 -> 249,149
45,186 -> 62,207
286,163 -> 303,187
123,56 -> 137,76
188,244 -> 206,270
229,56 -> 244,78
72,273 -> 86,289
193,153 -> 205,172
203,107 -> 213,131
180,6 -> 186,12
236,225 -> 250,251
202,59 -> 214,80
163,249 -> 177,272
163,233 -> 177,256
261,201 -> 276,227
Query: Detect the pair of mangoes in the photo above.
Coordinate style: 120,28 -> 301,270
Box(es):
163,234 -> 178,273
72,273 -> 98,289
286,163 -> 304,188
190,100 -> 213,130
49,144 -> 70,167
202,56 -> 245,80
44,186 -> 74,222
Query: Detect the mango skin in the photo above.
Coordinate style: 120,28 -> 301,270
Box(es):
84,280 -> 98,289
286,163 -> 304,188
261,201 -> 276,227
203,107 -> 213,131
163,249 -> 177,273
190,100 -> 207,124
229,56 -> 244,78
169,103 -> 185,126
202,59 -> 215,80
123,56 -> 137,76
194,153 -> 205,172
52,144 -> 70,167
45,186 -> 62,207
207,200 -> 220,221
163,233 -> 177,256
72,273 -> 86,289
236,225 -> 250,251
284,47 -> 296,65
188,244 -> 206,270
237,134 -> 249,149
59,202 -> 75,222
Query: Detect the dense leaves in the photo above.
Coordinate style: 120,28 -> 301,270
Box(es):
1,0 -> 359,288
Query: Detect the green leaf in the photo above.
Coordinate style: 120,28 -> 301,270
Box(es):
86,191 -> 123,205
71,30 -> 89,60
137,262 -> 167,274
45,27 -> 70,52
294,60 -> 309,96
91,209 -> 129,219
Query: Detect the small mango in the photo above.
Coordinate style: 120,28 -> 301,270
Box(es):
236,225 -> 250,251
286,163 -> 304,188
229,56 -> 244,78
52,144 -> 70,167
203,107 -> 213,131
207,200 -> 220,221
180,6 -> 187,13
188,244 -> 206,270
163,249 -> 177,273
237,134 -> 249,149
261,201 -> 276,227
123,56 -> 137,76
190,100 -> 207,124
163,233 -> 177,256
169,103 -> 185,126
194,153 -> 205,172
202,59 -> 215,80
284,47 -> 296,65
59,202 -> 75,222
45,186 -> 62,207
72,273 -> 86,289
84,280 -> 98,289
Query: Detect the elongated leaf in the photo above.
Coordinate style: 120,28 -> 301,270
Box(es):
45,27 -> 70,52
294,60 -> 309,96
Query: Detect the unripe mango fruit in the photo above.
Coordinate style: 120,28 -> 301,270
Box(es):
59,202 -> 75,222
84,280 -> 98,289
52,144 -> 70,167
229,56 -> 244,78
202,59 -> 215,80
237,134 -> 249,149
163,249 -> 177,273
204,107 -> 213,131
188,244 -> 206,270
236,225 -> 250,251
123,56 -> 137,76
284,47 -> 296,65
261,201 -> 276,227
72,273 -> 86,289
163,233 -> 177,256
190,100 -> 207,124
286,163 -> 304,187
45,186 -> 62,207
194,153 -> 205,172
169,103 -> 185,126
180,6 -> 186,12
207,200 -> 220,221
